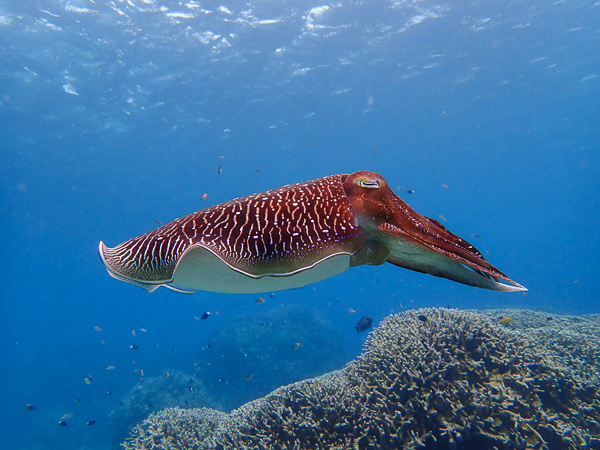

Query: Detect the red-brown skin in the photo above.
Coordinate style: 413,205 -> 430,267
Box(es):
342,171 -> 522,287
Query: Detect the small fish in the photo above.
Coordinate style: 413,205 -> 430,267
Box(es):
58,420 -> 67,427
255,297 -> 265,305
201,193 -> 208,201
254,168 -> 262,172
75,399 -> 80,404
140,328 -> 147,333
470,234 -> 482,239
244,373 -> 254,380
418,314 -> 428,323
217,155 -> 225,159
93,326 -> 103,332
106,365 -> 116,370
201,312 -> 210,320
439,214 -> 447,222
84,377 -> 92,385
153,220 -> 163,226
406,189 -> 414,194
26,404 -> 35,411
441,184 -> 450,189
355,316 -> 373,333
130,344 -> 138,350
347,308 -> 356,314
87,420 -> 96,426
546,317 -> 553,321
106,390 -> 111,395
131,329 -> 137,337
217,164 -> 223,175
499,316 -> 513,325
292,342 -> 302,350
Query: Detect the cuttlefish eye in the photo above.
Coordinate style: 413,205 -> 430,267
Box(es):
357,178 -> 380,188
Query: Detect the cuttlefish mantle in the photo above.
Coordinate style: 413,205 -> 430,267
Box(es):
99,171 -> 526,294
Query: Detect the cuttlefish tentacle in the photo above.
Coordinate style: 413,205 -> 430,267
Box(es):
99,171 -> 526,294
342,171 -> 526,292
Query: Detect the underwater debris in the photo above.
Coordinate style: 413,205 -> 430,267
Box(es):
122,308 -> 600,449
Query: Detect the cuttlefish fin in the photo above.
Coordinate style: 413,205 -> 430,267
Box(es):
98,241 -> 196,293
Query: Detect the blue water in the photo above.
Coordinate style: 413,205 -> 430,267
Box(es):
1,0 -> 598,448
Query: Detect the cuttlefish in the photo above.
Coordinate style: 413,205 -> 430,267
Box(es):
99,171 -> 526,294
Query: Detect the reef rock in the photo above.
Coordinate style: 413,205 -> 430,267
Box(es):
122,308 -> 600,449
193,304 -> 347,411
110,370 -> 219,446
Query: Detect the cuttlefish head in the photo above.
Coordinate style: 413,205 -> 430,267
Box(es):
342,170 -> 526,292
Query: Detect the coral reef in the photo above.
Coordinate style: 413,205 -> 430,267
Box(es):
122,308 -> 600,449
193,304 -> 347,411
122,407 -> 225,450
110,370 -> 219,446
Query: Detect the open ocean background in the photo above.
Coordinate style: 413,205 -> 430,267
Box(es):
1,0 -> 598,448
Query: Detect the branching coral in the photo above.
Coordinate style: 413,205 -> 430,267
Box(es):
122,308 -> 600,449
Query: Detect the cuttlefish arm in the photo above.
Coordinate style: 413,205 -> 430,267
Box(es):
342,171 -> 526,292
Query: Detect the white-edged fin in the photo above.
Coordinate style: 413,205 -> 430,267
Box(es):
164,284 -> 197,294
172,246 -> 352,294
99,241 -> 168,293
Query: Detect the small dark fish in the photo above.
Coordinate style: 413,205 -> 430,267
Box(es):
418,314 -> 428,323
106,390 -> 111,395
355,316 -> 373,333
129,345 -> 138,350
87,420 -> 96,426
244,373 -> 254,380
406,189 -> 414,194
26,404 -> 35,411
254,168 -> 262,172
153,220 -> 162,226
217,164 -> 223,175
75,399 -> 80,404
201,312 -> 210,320
58,420 -> 67,427
188,386 -> 193,391
470,234 -> 482,239
546,317 -> 553,321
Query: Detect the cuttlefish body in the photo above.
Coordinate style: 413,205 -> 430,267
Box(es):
99,171 -> 526,294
